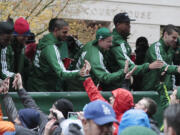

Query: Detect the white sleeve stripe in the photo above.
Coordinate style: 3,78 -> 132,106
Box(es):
155,42 -> 167,65
76,51 -> 87,69
120,43 -> 134,64
53,45 -> 79,73
99,51 -> 109,73
1,47 -> 14,77
155,42 -> 176,87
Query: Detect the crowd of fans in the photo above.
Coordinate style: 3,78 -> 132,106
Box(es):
0,11 -> 180,135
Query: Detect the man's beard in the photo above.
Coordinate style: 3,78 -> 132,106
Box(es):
57,36 -> 67,41
120,31 -> 130,40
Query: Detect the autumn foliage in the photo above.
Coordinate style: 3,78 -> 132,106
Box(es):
0,0 -> 107,44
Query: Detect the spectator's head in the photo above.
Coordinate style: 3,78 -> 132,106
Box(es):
110,88 -> 134,121
118,109 -> 150,134
48,98 -> 74,119
135,97 -> 157,118
82,100 -> 118,135
170,87 -> 180,104
13,17 -> 31,45
162,24 -> 179,48
120,126 -> 157,135
0,21 -> 13,45
48,18 -> 69,41
93,27 -> 112,51
164,104 -> 180,135
18,108 -> 40,129
113,12 -> 135,39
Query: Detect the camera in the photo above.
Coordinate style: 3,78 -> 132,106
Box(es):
68,112 -> 78,119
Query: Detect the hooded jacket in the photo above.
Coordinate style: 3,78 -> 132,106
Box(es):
27,33 -> 80,91
141,38 -> 178,91
16,89 -> 64,135
18,108 -> 40,129
0,105 -> 15,135
2,94 -> 38,135
68,40 -> 125,91
108,29 -> 150,76
0,121 -> 15,135
0,38 -> 30,89
156,82 -> 170,110
83,77 -> 134,135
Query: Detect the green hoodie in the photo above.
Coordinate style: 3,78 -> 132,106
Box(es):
141,38 -> 178,91
108,29 -> 150,76
67,40 -> 125,91
27,33 -> 80,91
0,38 -> 29,89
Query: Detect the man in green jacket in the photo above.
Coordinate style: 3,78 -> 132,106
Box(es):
0,18 -> 30,89
0,21 -> 14,79
67,27 -> 134,91
108,12 -> 164,90
142,25 -> 180,91
27,18 -> 88,91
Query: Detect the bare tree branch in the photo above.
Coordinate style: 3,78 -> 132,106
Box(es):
26,0 -> 43,20
36,0 -> 70,36
55,0 -> 70,17
35,0 -> 55,17
36,27 -> 48,36
12,0 -> 22,11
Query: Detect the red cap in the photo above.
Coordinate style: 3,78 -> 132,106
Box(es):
14,17 -> 30,35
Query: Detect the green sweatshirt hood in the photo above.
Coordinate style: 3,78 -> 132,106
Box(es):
37,33 -> 59,50
112,28 -> 124,46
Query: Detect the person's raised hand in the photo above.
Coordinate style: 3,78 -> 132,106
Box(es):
124,60 -> 129,74
80,60 -> 91,77
12,73 -> 23,90
44,119 -> 57,135
149,60 -> 164,69
50,108 -> 64,120
125,66 -> 137,80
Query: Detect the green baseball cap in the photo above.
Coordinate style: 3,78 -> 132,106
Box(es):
92,27 -> 112,45
96,27 -> 112,40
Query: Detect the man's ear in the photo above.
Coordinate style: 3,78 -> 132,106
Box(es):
168,126 -> 177,135
82,118 -> 87,125
144,108 -> 148,113
164,31 -> 168,39
82,118 -> 89,130
54,27 -> 59,33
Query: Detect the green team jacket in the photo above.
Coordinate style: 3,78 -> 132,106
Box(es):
0,45 -> 15,79
68,40 -> 125,91
108,29 -> 149,76
0,40 -> 29,82
141,38 -> 178,91
156,82 -> 170,110
27,33 -> 80,92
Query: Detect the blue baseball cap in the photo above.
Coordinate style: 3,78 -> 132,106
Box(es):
84,100 -> 118,125
3,131 -> 16,135
118,109 -> 150,134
